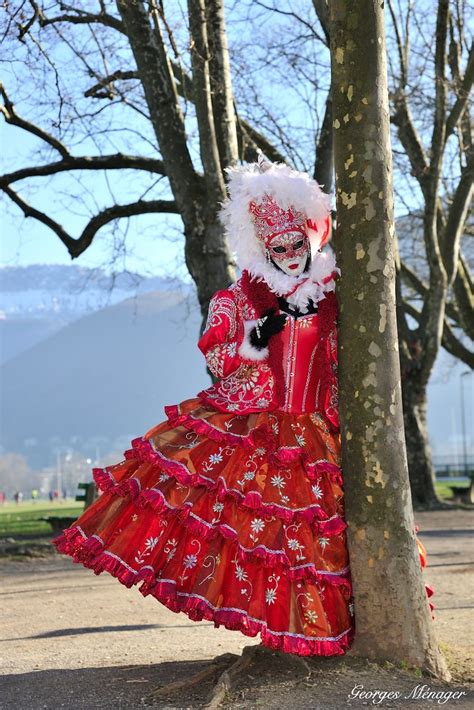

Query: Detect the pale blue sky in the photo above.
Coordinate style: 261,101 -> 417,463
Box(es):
0,122 -> 187,279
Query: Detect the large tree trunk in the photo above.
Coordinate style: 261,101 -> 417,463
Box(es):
402,376 -> 441,509
117,0 -> 235,319
329,0 -> 450,679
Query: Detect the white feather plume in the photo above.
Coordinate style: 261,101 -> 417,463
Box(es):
219,160 -> 333,275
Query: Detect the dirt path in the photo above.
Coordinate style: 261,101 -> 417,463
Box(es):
0,510 -> 472,709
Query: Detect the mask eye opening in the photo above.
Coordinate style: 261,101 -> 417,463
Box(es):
272,246 -> 286,254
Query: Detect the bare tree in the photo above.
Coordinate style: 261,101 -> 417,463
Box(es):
387,0 -> 473,506
330,0 -> 450,679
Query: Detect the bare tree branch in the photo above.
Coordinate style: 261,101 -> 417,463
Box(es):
187,0 -> 226,204
452,251 -> 474,340
441,151 -> 474,284
445,39 -> 474,141
3,183 -> 177,258
0,82 -> 69,158
28,0 -> 125,34
409,0 -> 450,386
399,259 -> 461,325
403,300 -> 474,368
1,153 -> 166,186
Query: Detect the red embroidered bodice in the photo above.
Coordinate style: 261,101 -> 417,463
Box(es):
196,271 -> 339,431
278,311 -> 338,421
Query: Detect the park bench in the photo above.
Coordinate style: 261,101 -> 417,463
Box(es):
75,481 -> 99,508
449,481 -> 474,504
41,482 -> 98,533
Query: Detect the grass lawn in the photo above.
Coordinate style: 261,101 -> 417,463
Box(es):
435,480 -> 469,500
0,500 -> 83,537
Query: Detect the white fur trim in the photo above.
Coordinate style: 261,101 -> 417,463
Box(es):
246,246 -> 340,310
220,161 -> 334,275
238,320 -> 269,361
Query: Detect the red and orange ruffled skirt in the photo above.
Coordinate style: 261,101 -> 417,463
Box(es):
53,398 -> 433,656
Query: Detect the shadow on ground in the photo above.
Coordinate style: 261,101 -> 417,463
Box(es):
1,647 -> 473,710
12,622 -> 213,641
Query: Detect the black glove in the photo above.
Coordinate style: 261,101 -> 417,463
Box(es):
249,308 -> 287,350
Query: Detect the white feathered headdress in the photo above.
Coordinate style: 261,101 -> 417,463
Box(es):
219,156 -> 337,306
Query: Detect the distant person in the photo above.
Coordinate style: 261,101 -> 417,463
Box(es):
31,488 -> 39,503
0,491 -> 6,505
14,491 -> 23,505
48,490 -> 54,502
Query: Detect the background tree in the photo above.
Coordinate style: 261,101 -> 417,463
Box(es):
0,453 -> 32,496
387,0 -> 473,506
330,0 -> 450,679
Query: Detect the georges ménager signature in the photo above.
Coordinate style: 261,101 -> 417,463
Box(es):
347,684 -> 469,705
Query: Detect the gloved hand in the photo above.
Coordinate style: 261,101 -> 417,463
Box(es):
249,308 -> 287,350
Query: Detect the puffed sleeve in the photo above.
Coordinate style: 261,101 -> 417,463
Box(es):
197,289 -> 243,379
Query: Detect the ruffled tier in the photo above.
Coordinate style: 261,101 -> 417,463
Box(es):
68,460 -> 352,584
129,398 -> 346,524
416,525 -> 436,619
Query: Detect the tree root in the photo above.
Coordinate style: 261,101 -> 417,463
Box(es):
145,652 -> 238,700
204,644 -> 313,709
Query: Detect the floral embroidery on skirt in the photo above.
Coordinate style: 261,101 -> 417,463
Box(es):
54,397 -> 356,656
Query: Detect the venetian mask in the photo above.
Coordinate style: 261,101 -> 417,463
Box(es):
266,230 -> 311,276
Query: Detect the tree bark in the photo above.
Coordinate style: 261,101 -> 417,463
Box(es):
402,378 -> 440,509
116,0 -> 235,317
329,0 -> 450,678
206,0 -> 239,169
395,271 -> 443,508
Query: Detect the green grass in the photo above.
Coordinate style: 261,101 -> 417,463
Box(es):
0,500 -> 83,537
435,480 -> 469,500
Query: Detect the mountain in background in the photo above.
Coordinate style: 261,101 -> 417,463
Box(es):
0,263 -> 189,364
0,286 -> 208,469
0,264 -> 472,473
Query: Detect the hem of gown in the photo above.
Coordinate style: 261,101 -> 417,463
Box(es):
52,524 -> 355,657
114,435 -> 347,531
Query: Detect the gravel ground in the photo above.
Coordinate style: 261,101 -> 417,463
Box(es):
0,509 -> 472,709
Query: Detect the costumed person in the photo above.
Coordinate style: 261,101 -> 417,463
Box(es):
54,156 -> 434,656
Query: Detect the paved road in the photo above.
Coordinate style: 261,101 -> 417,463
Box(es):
0,509 -> 472,708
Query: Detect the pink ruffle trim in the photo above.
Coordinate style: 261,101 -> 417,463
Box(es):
164,404 -> 257,448
53,525 -> 354,657
115,435 -> 346,529
163,404 -> 344,487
